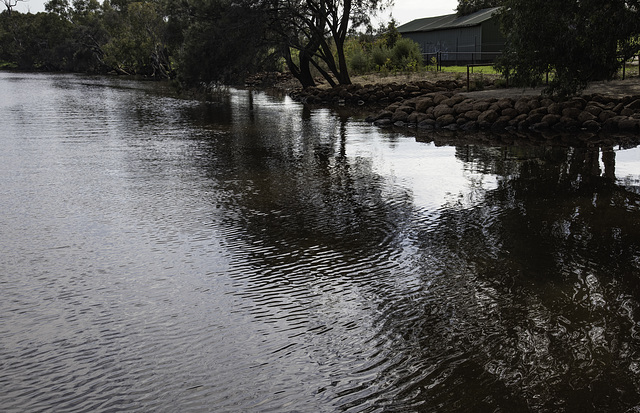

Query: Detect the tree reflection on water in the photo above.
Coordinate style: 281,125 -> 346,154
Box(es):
186,92 -> 640,411
390,137 -> 640,412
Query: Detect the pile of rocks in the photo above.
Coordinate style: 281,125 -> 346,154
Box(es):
289,80 -> 463,106
367,92 -> 640,134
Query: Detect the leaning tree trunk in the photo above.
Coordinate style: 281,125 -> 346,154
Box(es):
334,0 -> 352,85
284,46 -> 316,88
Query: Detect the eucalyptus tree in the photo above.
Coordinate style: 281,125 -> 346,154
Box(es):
2,0 -> 27,15
496,0 -> 640,96
44,0 -> 110,72
173,0 -> 276,85
263,0 -> 392,87
101,0 -> 172,77
0,11 -> 75,70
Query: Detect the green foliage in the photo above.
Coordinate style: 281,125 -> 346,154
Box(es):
177,2 -> 273,86
371,45 -> 390,68
496,0 -> 640,96
345,39 -> 370,74
0,11 -> 81,71
344,33 -> 423,75
456,0 -> 503,15
381,18 -> 400,49
0,0 -> 393,88
390,37 -> 422,70
102,1 -> 170,77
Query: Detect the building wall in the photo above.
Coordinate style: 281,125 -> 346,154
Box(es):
402,20 -> 505,64
403,26 -> 483,63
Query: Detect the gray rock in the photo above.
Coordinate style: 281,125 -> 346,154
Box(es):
477,109 -> 499,124
433,104 -> 455,118
435,114 -> 456,127
541,114 -> 561,126
374,118 -> 393,127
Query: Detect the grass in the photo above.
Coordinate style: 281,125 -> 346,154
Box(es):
0,61 -> 18,69
440,65 -> 500,74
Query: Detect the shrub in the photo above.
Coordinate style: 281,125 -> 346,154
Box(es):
349,49 -> 370,74
372,45 -> 391,68
391,38 -> 423,71
345,39 -> 370,74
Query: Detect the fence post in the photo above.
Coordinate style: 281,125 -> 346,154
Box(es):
467,65 -> 470,92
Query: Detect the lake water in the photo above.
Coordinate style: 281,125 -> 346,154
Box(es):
2,72 -> 640,412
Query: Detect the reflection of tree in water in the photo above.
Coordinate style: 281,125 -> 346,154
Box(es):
187,94 -> 640,411
218,108 -> 414,255
377,142 -> 640,412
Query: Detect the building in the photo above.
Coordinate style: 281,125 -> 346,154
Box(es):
397,7 -> 505,65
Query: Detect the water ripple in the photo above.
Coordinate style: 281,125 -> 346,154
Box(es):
2,73 -> 640,412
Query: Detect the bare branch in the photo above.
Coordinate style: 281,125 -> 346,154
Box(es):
2,0 -> 28,15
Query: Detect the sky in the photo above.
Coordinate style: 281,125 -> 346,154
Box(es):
11,0 -> 459,24
382,0 -> 459,24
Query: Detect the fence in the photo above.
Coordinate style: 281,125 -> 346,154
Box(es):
422,51 -> 502,71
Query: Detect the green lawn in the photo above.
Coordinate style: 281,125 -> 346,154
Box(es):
439,65 -> 500,74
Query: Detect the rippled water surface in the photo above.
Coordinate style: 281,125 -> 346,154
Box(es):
2,72 -> 640,412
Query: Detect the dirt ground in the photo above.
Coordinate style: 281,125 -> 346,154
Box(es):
461,78 -> 640,100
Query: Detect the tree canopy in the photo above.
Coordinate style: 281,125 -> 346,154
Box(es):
261,0 -> 391,87
496,0 -> 640,96
0,0 -> 392,88
456,0 -> 502,15
4,0 -> 637,95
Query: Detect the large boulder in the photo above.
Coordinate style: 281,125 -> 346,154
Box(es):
392,109 -> 410,122
577,111 -> 597,124
432,93 -> 450,105
599,110 -> 617,122
478,109 -> 499,124
463,110 -> 482,121
501,107 -> 519,119
541,114 -> 561,126
618,117 -> 640,132
375,110 -> 393,120
436,114 -> 456,127
562,107 -> 582,119
433,104 -> 455,118
453,101 -> 474,115
472,101 -> 491,112
625,98 -> 640,111
415,97 -> 435,113
584,105 -> 603,117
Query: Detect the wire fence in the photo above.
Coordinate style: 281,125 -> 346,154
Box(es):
423,51 -> 640,90
422,51 -> 503,71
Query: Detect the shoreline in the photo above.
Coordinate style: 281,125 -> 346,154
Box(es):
268,74 -> 640,147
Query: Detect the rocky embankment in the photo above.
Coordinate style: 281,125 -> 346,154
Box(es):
289,80 -> 640,136
289,80 -> 462,106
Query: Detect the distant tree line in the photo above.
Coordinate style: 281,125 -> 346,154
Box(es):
0,0 -> 392,88
1,0 -> 639,96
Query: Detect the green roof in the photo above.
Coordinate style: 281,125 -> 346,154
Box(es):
397,7 -> 501,33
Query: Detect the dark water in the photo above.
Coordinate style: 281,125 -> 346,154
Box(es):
2,72 -> 640,412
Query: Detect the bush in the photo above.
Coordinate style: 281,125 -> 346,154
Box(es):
391,38 -> 423,71
371,46 -> 390,68
345,39 -> 370,74
348,48 -> 370,74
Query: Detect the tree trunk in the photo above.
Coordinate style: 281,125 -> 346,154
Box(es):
284,46 -> 316,88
